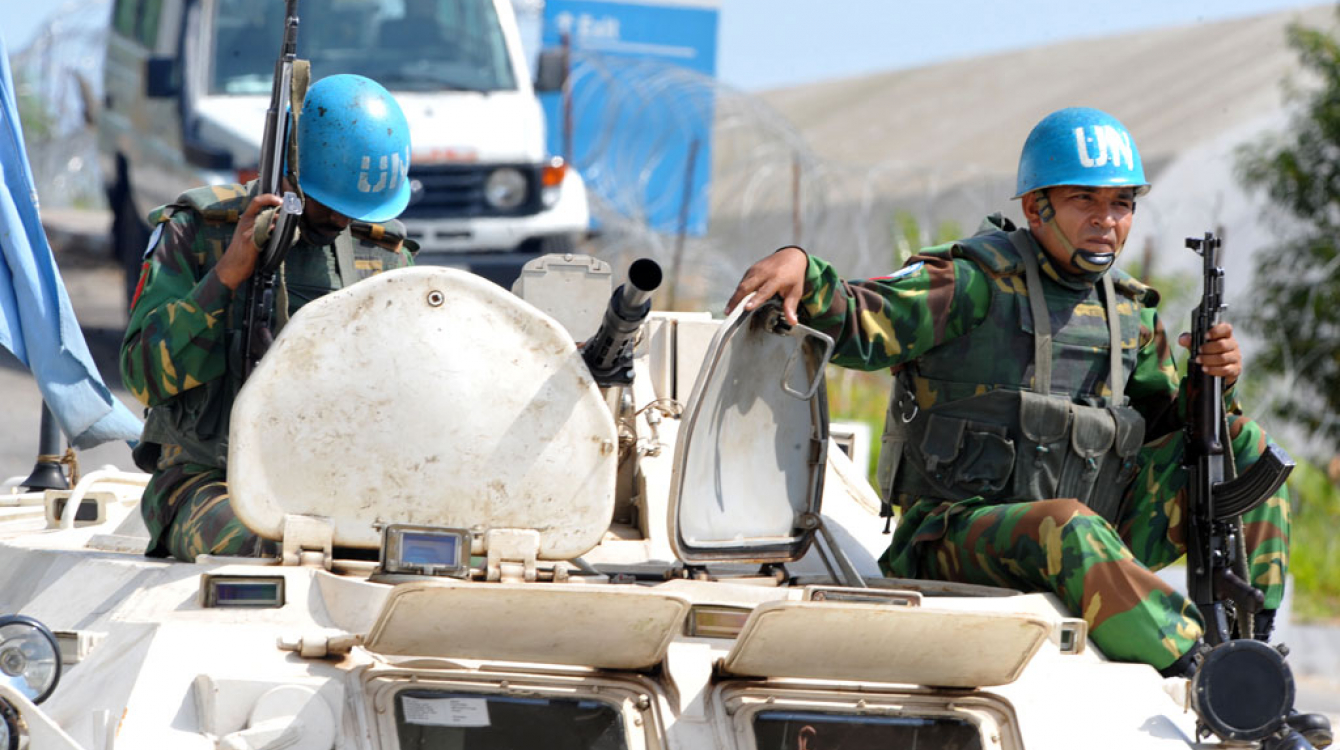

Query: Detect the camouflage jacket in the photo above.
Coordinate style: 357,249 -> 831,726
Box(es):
120,183 -> 413,473
801,215 -> 1192,442
800,215 -> 1244,520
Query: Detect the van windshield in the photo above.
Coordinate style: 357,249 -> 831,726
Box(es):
212,0 -> 518,95
394,690 -> 629,749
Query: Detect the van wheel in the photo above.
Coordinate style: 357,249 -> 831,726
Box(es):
110,181 -> 149,307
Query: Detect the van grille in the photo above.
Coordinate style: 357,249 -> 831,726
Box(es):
400,164 -> 541,219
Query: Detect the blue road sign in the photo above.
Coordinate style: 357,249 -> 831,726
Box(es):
541,0 -> 719,236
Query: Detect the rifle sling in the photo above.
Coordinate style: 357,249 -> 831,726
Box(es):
287,59 -> 311,192
1010,230 -> 1054,395
1101,273 -> 1123,405
273,59 -> 310,338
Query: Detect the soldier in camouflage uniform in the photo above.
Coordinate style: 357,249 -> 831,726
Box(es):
121,75 -> 415,563
727,108 -> 1328,745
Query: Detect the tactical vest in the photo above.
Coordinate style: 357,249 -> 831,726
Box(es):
136,183 -> 412,472
876,228 -> 1158,523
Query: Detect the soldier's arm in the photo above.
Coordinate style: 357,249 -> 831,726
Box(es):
800,252 -> 992,371
119,213 -> 234,407
1126,307 -> 1182,438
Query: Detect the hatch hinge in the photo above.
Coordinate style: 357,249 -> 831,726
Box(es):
281,514 -> 334,569
485,528 -> 540,583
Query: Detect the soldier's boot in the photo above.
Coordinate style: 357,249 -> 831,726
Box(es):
1284,712 -> 1333,749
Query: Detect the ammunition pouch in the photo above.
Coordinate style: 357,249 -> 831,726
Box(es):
886,388 -> 1144,523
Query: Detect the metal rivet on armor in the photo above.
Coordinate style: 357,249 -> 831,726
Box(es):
426,290 -> 445,307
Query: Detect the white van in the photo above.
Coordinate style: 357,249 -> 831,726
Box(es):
98,0 -> 589,296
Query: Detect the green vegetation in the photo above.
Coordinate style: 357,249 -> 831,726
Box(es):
825,366 -> 891,487
15,74 -> 53,144
1231,10 -> 1340,621
1236,13 -> 1340,449
890,208 -> 962,269
1286,458 -> 1340,621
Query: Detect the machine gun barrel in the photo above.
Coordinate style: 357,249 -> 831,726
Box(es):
582,258 -> 663,387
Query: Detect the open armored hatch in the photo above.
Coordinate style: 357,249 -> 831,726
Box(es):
358,580 -> 1054,688
227,266 -> 619,565
227,266 -> 836,572
666,296 -> 835,566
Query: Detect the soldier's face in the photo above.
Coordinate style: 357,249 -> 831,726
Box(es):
301,197 -> 353,245
1024,186 -> 1136,274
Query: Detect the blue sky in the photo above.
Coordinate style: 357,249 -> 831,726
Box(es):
4,0 -> 1329,90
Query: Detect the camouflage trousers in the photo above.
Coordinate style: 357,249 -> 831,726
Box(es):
882,414 -> 1290,671
140,464 -> 273,562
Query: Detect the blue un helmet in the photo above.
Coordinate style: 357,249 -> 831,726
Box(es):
1014,107 -> 1149,199
297,74 -> 411,223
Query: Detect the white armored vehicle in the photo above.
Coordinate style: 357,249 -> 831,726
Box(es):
0,257 -> 1265,749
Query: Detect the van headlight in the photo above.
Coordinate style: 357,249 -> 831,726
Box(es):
0,616 -> 61,704
484,168 -> 528,209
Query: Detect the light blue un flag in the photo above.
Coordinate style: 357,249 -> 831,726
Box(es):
0,34 -> 141,448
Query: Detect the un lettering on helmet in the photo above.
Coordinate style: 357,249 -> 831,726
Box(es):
1074,125 -> 1135,171
358,148 -> 410,196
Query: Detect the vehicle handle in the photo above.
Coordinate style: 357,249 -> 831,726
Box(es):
761,305 -> 834,400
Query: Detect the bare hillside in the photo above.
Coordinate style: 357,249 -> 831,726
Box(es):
761,5 -> 1335,183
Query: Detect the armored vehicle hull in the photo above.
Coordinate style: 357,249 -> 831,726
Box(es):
0,260 -> 1208,749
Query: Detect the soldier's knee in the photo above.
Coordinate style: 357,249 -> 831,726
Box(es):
1035,498 -> 1101,527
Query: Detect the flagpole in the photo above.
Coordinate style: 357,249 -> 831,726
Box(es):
21,403 -> 69,491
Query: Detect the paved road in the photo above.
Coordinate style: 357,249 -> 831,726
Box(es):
5,210 -> 1340,730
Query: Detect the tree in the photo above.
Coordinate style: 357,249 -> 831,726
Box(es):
1236,13 -> 1340,448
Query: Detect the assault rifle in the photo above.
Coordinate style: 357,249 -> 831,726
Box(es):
1183,231 -> 1294,645
241,0 -> 304,381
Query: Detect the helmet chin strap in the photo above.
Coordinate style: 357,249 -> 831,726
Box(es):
1034,191 -> 1121,275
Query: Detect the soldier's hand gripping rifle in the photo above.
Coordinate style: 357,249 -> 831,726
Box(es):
1183,232 -> 1293,645
241,0 -> 303,381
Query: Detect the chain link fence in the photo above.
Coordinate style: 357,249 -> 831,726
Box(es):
558,51 -> 1013,311
10,0 -> 110,213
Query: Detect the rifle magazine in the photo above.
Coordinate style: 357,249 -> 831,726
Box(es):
1211,443 -> 1294,520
